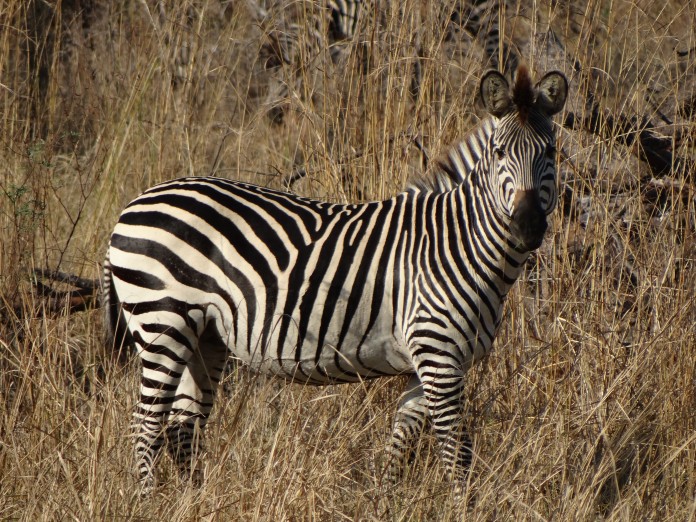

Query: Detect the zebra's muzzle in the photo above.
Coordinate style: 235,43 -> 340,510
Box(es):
511,190 -> 548,251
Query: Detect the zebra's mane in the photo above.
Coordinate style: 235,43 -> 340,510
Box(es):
511,65 -> 534,124
407,118 -> 495,193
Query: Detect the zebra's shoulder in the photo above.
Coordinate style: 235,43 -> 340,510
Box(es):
407,118 -> 495,193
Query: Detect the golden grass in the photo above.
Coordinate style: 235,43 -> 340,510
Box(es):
1,1 -> 695,519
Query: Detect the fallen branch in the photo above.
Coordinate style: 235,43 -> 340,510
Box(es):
30,269 -> 101,315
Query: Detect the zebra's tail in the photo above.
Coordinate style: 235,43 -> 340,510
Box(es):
103,251 -> 133,364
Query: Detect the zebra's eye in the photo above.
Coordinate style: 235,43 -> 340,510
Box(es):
495,148 -> 506,160
546,145 -> 557,159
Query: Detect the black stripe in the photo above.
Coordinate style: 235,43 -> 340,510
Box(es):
111,265 -> 165,290
349,199 -> 404,369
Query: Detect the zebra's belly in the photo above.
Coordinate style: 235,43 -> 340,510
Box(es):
235,335 -> 414,384
231,311 -> 413,384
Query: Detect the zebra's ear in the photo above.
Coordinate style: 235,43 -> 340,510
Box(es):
535,71 -> 568,116
480,70 -> 512,117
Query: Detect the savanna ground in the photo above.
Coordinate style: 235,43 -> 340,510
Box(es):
1,1 -> 695,520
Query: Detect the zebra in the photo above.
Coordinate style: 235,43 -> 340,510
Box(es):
453,0 -> 520,74
254,0 -> 363,123
104,65 -> 567,493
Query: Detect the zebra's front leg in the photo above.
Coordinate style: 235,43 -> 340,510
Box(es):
416,361 -> 472,490
386,374 -> 429,484
166,335 -> 227,486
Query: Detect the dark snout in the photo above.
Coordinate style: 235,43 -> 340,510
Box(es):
511,190 -> 548,251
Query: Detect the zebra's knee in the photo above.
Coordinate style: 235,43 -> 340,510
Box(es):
165,414 -> 207,483
457,430 -> 473,470
437,423 -> 473,484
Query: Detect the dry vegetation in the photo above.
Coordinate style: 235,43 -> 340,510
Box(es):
1,0 -> 696,520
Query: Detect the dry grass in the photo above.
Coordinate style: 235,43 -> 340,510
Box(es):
1,1 -> 695,520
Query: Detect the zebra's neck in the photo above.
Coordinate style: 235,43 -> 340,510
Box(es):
415,118 -> 497,193
418,161 -> 530,303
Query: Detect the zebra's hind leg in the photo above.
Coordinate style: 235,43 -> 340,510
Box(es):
386,374 -> 429,484
132,317 -> 198,494
166,325 -> 227,487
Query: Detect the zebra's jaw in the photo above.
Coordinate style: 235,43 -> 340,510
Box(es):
510,189 -> 548,252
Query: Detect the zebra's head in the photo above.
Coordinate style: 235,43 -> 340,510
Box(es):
480,66 -> 568,251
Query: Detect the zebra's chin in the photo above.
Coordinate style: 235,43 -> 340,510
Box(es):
511,219 -> 547,252
518,229 -> 546,252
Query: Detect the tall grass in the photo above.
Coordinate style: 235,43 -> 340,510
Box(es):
1,1 -> 695,519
